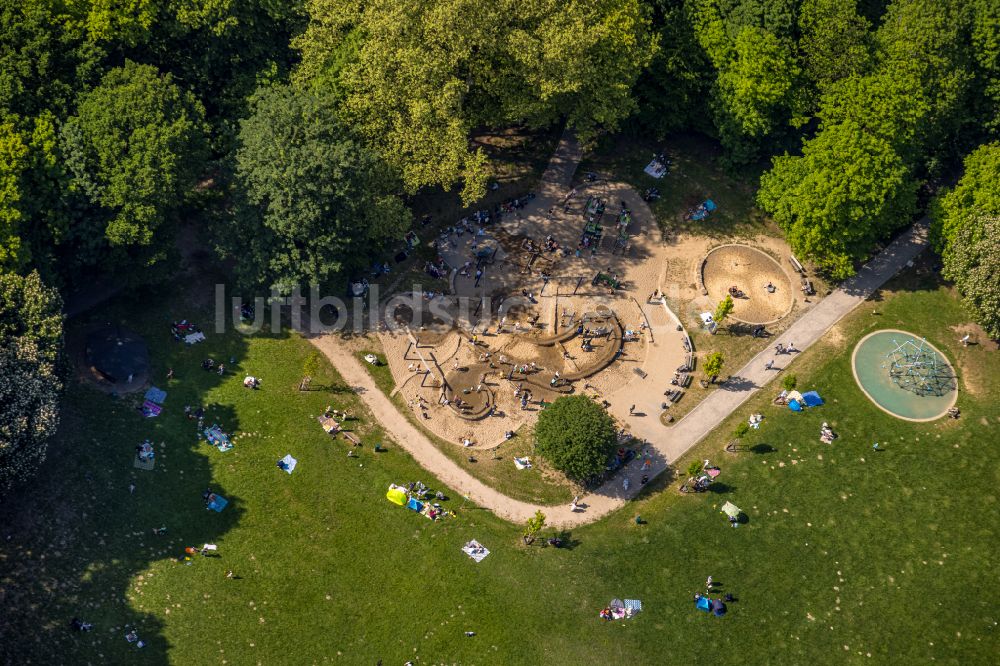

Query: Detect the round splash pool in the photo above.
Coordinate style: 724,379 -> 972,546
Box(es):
851,330 -> 957,421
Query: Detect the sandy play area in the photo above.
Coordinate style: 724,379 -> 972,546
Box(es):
701,244 -> 793,324
374,177 -> 813,454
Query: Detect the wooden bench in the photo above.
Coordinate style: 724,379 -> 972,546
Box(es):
680,374 -> 692,388
686,353 -> 695,371
789,254 -> 804,274
669,389 -> 683,403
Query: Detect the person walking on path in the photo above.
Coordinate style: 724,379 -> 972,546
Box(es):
629,404 -> 636,415
765,360 -> 774,370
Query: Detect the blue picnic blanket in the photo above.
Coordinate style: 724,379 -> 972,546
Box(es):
277,454 -> 297,474
624,599 -> 643,612
205,426 -> 232,452
144,387 -> 167,405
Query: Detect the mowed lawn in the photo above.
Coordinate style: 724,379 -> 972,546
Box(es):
1,270 -> 998,665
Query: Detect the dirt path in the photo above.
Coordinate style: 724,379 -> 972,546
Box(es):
309,132 -> 931,526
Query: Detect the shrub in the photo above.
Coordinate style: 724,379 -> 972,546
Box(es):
782,374 -> 798,390
534,395 -> 616,482
733,422 -> 751,439
686,460 -> 703,478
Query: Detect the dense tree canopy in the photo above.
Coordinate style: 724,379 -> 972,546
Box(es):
932,143 -> 1000,336
296,0 -> 658,202
534,395 -> 616,482
0,0 -> 995,308
226,84 -> 410,289
61,61 -> 208,275
759,118 -> 917,278
0,271 -> 62,492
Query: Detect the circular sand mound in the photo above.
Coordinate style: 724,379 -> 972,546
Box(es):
702,245 -> 793,324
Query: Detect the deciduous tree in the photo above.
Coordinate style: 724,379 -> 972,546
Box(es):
534,395 -> 616,482
61,61 -> 208,276
932,143 -> 1000,337
295,0 -> 657,202
228,84 -> 410,290
758,119 -> 917,278
0,270 -> 62,492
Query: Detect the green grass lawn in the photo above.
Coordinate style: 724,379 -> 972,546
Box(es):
1,268 -> 997,664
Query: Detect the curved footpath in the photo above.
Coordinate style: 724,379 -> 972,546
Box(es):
311,131 -> 930,526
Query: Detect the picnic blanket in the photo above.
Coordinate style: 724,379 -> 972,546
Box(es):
144,387 -> 167,405
721,501 -> 741,518
514,457 -> 532,470
184,331 -> 206,345
643,158 -> 668,179
407,497 -> 423,512
624,599 -> 643,613
207,495 -> 228,512
204,425 -> 232,452
141,400 -> 162,418
318,415 -> 339,434
462,540 -> 490,562
278,454 -> 297,474
691,199 -> 717,221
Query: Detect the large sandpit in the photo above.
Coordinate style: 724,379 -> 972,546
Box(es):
702,245 -> 793,324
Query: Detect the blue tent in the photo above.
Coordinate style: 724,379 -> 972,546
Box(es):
704,199 -> 717,212
696,596 -> 711,612
711,599 -> 727,616
802,391 -> 824,407
788,399 -> 802,412
407,498 -> 424,513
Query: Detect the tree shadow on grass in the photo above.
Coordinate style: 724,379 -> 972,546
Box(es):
751,443 -> 776,454
0,287 -> 251,663
721,375 -> 757,392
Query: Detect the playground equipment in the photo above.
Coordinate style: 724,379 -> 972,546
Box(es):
582,220 -> 603,246
584,196 -> 606,222
592,272 -> 620,290
882,337 -> 952,397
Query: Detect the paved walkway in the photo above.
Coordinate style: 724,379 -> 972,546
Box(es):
310,130 -> 931,526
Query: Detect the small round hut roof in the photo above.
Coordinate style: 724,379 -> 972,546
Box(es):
85,325 -> 149,383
